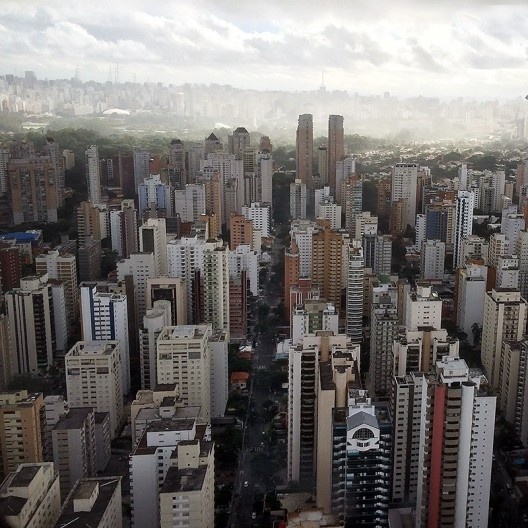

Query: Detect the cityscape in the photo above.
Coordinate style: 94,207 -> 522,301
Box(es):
2,2 -> 528,528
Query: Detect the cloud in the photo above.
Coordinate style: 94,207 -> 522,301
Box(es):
0,0 -> 527,97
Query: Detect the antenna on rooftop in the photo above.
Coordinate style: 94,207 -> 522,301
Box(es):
114,63 -> 120,85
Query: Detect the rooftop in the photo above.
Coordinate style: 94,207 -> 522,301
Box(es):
54,408 -> 93,430
160,465 -> 207,494
55,477 -> 121,528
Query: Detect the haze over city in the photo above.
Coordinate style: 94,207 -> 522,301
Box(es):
2,0 -> 528,98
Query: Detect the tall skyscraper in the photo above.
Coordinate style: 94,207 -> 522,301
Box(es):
420,239 -> 445,280
0,391 -> 46,479
346,243 -> 364,343
133,147 -> 150,191
391,163 -> 419,230
110,199 -> 139,258
139,217 -> 168,277
290,179 -> 307,220
327,115 -> 344,197
481,288 -> 527,388
65,341 -> 123,438
85,145 -> 101,204
6,275 -> 59,373
453,190 -> 475,269
296,114 -> 314,189
80,283 -> 131,395
156,325 -> 212,422
228,127 -> 251,158
35,249 -> 79,323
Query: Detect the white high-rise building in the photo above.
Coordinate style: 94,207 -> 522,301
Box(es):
65,341 -> 123,438
456,264 -> 487,346
496,256 -> 520,289
80,283 -> 131,395
393,358 -> 495,528
489,233 -> 511,267
501,207 -> 525,248
460,235 -> 489,266
138,174 -> 172,218
109,200 -> 138,258
167,236 -> 222,323
318,203 -> 342,229
346,243 -> 364,343
405,283 -> 442,331
129,409 -> 212,528
35,249 -> 79,323
117,252 -> 157,327
86,145 -> 101,204
174,184 -> 206,223
314,186 -> 331,218
481,288 -> 527,388
242,202 -> 271,238
228,244 -> 259,296
6,275 -> 59,373
139,217 -> 168,277
140,301 -> 172,390
290,220 -> 320,278
0,463 -> 61,528
156,325 -> 212,421
453,190 -> 474,269
421,240 -> 445,280
391,163 -> 419,228
458,162 -> 469,190
291,299 -> 339,346
415,214 -> 426,250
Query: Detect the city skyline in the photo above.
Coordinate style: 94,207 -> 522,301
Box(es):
1,1 -> 528,99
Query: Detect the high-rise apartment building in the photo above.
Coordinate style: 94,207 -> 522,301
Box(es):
168,138 -> 186,189
391,163 -> 419,230
109,199 -> 138,258
242,202 -> 270,238
369,294 -> 398,400
460,234 -> 489,266
346,243 -> 364,343
146,277 -> 187,326
0,245 -> 21,293
86,145 -> 101,204
6,275 -> 59,373
415,358 -> 494,528
331,393 -> 392,526
7,140 -> 64,225
456,264 -> 487,346
78,236 -> 102,282
327,115 -> 344,198
290,179 -> 307,220
229,213 -> 254,250
65,341 -> 123,438
288,332 -> 360,489
140,301 -> 172,389
453,190 -> 475,268
312,222 -> 349,316
420,239 -> 445,280
0,391 -> 46,479
0,463 -> 61,528
130,409 -> 211,527
228,127 -> 251,159
291,299 -> 339,346
296,114 -> 314,190
139,217 -> 168,277
317,145 -> 328,185
133,147 -> 150,191
117,252 -> 157,328
35,249 -> 79,322
138,174 -> 172,218
156,325 -> 212,421
174,183 -> 206,223
51,407 -> 96,499
343,173 -> 362,234
55,477 -> 122,528
481,288 -> 527,388
80,283 -> 131,395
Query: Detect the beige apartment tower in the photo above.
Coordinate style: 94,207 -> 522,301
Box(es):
296,114 -> 314,189
328,115 -> 344,197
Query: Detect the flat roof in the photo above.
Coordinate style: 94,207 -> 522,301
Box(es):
9,465 -> 39,488
54,408 -> 93,430
160,465 -> 207,494
55,477 -> 121,527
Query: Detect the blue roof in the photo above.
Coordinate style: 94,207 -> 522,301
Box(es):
0,232 -> 41,242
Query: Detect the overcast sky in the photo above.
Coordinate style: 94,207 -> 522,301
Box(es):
1,0 -> 528,99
